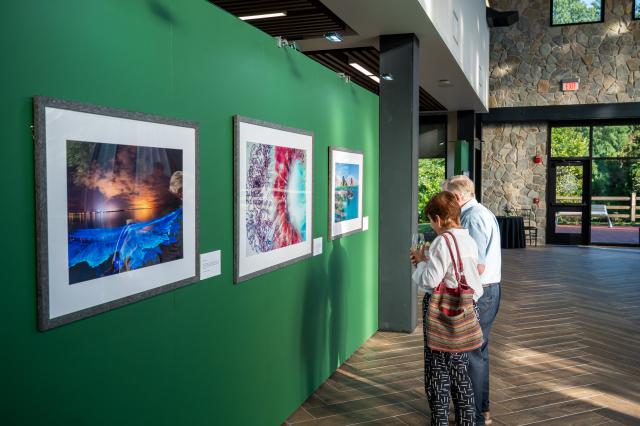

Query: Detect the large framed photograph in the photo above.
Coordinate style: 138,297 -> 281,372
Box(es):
34,96 -> 199,330
329,147 -> 364,240
234,116 -> 313,283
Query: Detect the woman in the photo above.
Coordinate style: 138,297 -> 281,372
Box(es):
410,191 -> 484,426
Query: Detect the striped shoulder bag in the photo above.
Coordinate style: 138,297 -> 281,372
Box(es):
426,231 -> 483,353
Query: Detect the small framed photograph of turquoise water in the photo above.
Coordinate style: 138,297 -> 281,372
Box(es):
329,147 -> 364,240
34,96 -> 199,330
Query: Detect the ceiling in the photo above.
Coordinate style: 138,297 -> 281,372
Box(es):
208,0 -> 485,112
305,47 -> 445,111
208,0 -> 354,40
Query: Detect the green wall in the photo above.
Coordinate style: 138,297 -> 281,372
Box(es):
0,1 -> 379,424
454,139 -> 470,175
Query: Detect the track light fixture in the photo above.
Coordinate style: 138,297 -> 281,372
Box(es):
324,32 -> 343,42
275,36 -> 298,50
337,72 -> 351,84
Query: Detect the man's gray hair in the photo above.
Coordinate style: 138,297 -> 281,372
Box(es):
442,175 -> 475,198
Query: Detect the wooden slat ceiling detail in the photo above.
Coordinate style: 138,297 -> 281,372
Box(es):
306,48 -> 446,112
208,0 -> 353,39
208,1 -> 445,111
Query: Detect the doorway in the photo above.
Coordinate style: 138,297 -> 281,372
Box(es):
547,124 -> 640,246
547,159 -> 591,245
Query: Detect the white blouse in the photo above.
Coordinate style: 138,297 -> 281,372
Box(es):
412,228 -> 484,301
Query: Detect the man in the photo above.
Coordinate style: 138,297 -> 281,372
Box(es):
443,175 -> 501,426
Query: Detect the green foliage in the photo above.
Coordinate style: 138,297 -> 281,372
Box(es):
552,0 -> 602,25
593,125 -> 639,157
592,126 -> 640,196
551,127 -> 589,157
556,165 -> 583,199
418,158 -> 445,223
66,141 -> 95,185
552,125 -> 639,226
625,129 -> 640,194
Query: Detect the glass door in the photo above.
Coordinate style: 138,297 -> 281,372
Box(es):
547,159 -> 591,245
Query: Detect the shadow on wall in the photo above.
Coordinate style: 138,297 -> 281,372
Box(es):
301,238 -> 347,395
147,0 -> 178,25
328,238 -> 346,371
283,48 -> 303,80
302,255 -> 328,395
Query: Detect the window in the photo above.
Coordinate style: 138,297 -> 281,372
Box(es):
551,0 -> 604,26
549,123 -> 640,245
551,127 -> 590,157
593,125 -> 640,158
634,0 -> 640,20
555,164 -> 584,204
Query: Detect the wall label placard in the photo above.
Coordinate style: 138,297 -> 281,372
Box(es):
200,251 -> 221,279
313,237 -> 323,256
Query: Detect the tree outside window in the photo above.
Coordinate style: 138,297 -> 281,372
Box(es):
551,0 -> 603,26
417,158 -> 445,237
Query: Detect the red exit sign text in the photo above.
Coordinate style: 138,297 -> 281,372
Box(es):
562,80 -> 579,92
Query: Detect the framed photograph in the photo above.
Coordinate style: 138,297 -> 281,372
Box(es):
329,147 -> 364,240
34,96 -> 199,330
234,116 -> 313,283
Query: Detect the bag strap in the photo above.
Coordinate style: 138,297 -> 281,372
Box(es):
441,233 -> 461,282
443,231 -> 464,273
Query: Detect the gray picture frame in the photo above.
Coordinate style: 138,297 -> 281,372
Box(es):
233,115 -> 314,283
34,96 -> 200,331
328,146 -> 364,240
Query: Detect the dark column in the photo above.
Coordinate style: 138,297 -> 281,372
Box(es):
457,110 -> 475,177
378,34 -> 419,332
475,119 -> 483,201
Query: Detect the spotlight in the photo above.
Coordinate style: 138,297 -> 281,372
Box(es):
438,79 -> 453,87
380,73 -> 394,81
486,8 -> 519,27
324,32 -> 343,42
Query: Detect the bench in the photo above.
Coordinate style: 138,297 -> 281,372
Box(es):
555,204 -> 613,228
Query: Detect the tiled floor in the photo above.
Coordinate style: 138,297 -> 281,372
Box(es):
284,246 -> 640,425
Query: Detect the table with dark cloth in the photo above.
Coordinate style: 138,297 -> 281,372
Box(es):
496,216 -> 526,249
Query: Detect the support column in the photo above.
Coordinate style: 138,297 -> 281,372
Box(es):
457,110 -> 476,179
378,34 -> 419,332
458,110 -> 484,200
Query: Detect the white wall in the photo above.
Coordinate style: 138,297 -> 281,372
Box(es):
419,0 -> 490,109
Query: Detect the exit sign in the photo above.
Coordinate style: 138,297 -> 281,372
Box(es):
562,79 -> 579,92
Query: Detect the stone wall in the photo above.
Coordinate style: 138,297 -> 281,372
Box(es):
489,0 -> 640,108
482,123 -> 547,245
483,0 -> 640,243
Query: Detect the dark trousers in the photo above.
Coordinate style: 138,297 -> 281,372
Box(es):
468,283 -> 501,425
423,294 -> 476,426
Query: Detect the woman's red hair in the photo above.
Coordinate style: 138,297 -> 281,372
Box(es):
424,191 -> 461,228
